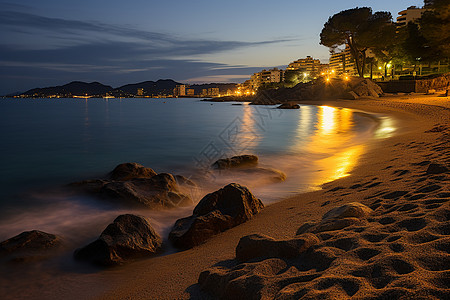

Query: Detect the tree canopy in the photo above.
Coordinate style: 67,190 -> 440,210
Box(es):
320,7 -> 396,77
420,0 -> 450,58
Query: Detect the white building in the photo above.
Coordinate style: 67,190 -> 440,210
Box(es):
397,6 -> 425,27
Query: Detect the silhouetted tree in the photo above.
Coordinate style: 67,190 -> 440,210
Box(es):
320,7 -> 396,77
420,0 -> 450,59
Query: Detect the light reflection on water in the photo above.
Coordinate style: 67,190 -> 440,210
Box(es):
0,99 -> 392,243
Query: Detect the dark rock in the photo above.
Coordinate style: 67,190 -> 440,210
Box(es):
100,174 -> 192,208
277,102 -> 300,109
0,230 -> 62,262
71,164 -> 193,209
74,214 -> 162,266
212,155 -> 258,169
169,183 -> 263,249
236,233 -> 319,262
426,163 -> 449,175
109,162 -> 157,181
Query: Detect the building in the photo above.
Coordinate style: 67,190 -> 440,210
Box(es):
329,47 -> 356,75
200,87 -> 220,97
250,68 -> 284,90
186,88 -> 195,96
397,6 -> 425,27
286,56 -> 321,75
173,85 -> 186,97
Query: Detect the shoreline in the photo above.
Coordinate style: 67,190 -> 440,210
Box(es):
1,94 -> 449,299
96,94 -> 449,299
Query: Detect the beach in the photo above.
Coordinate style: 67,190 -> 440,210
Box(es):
1,93 -> 449,299
93,94 -> 449,299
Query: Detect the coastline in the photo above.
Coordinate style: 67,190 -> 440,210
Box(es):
95,94 -> 449,299
2,94 -> 449,299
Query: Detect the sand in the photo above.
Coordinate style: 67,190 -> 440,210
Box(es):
3,93 -> 448,299
88,93 -> 448,299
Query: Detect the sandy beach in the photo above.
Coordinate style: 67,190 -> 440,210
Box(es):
2,93 -> 448,299
85,93 -> 447,299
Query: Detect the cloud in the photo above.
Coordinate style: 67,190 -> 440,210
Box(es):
0,7 -> 293,94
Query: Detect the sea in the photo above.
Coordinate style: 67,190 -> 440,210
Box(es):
0,97 -> 393,247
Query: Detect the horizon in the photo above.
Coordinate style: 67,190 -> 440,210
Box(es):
1,0 -> 423,95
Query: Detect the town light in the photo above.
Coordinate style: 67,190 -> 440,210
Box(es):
387,63 -> 392,68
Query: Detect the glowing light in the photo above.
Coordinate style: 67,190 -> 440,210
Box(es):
344,76 -> 349,81
326,77 -> 330,82
387,64 -> 392,68
331,69 -> 335,73
378,66 -> 382,70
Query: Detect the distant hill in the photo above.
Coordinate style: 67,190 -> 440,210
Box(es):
116,79 -> 181,96
16,80 -> 239,98
23,81 -> 113,97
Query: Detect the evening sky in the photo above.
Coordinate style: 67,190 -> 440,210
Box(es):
0,0 -> 423,94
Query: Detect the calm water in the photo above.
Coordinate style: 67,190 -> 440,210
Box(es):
0,98 -> 385,244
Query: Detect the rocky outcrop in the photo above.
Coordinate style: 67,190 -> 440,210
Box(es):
71,163 -> 194,209
212,155 -> 258,169
252,77 -> 383,104
169,183 -> 264,249
74,214 -> 162,266
0,230 -> 62,262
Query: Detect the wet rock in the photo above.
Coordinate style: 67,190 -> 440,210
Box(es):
236,233 -> 319,262
100,174 -> 192,208
231,167 -> 287,183
71,164 -> 193,209
212,155 -> 258,169
0,230 -> 62,262
74,214 -> 162,266
169,183 -> 263,249
426,163 -> 449,175
277,102 -> 300,109
109,162 -> 157,181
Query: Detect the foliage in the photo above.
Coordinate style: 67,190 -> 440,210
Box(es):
420,0 -> 450,58
320,7 -> 396,77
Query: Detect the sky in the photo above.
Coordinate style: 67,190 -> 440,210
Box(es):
0,0 -> 423,95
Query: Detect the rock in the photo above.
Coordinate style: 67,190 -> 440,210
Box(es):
296,203 -> 372,234
0,230 -> 62,262
169,183 -> 264,249
322,202 -> 373,220
426,163 -> 449,174
101,173 -> 192,208
212,155 -> 258,169
71,164 -> 193,209
109,162 -> 157,181
277,102 -> 300,109
74,214 -> 162,266
314,217 -> 364,233
235,233 -> 319,262
296,221 -> 318,235
345,91 -> 359,100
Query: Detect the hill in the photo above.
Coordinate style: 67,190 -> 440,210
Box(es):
22,81 -> 114,97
